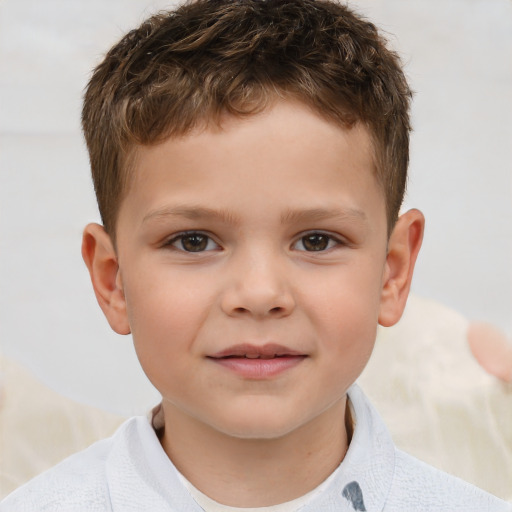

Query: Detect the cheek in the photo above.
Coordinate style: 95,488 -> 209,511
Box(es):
122,268 -> 215,355
124,274 -> 211,398
302,265 -> 382,359
308,265 -> 383,324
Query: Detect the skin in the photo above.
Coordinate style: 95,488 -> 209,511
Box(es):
82,100 -> 424,507
467,322 -> 512,383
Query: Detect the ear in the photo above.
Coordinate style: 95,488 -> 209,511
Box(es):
81,223 -> 131,335
378,209 -> 424,327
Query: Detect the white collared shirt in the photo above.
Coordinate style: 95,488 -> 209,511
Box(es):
2,385 -> 510,511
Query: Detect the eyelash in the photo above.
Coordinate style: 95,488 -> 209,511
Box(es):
292,232 -> 344,252
165,232 -> 220,253
164,231 -> 344,253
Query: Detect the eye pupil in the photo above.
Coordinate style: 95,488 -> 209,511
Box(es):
303,234 -> 329,251
182,234 -> 208,252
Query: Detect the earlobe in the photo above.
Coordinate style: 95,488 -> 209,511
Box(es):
82,223 -> 131,335
378,209 -> 424,327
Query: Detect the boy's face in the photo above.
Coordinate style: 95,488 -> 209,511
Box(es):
86,101 -> 421,440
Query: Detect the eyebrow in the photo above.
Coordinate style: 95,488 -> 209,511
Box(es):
143,205 -> 241,225
280,207 -> 367,225
142,205 -> 367,225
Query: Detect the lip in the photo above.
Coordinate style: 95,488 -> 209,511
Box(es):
207,343 -> 307,379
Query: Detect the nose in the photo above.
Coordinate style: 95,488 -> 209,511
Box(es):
220,251 -> 295,319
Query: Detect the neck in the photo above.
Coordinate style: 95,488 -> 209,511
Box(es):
159,397 -> 349,508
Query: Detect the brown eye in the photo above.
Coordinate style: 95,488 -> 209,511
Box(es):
301,233 -> 330,251
181,234 -> 208,251
169,232 -> 218,252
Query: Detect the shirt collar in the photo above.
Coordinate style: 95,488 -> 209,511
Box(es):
106,384 -> 394,512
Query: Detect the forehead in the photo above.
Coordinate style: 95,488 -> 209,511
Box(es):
120,101 -> 385,230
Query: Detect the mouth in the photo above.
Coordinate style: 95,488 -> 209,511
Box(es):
209,343 -> 305,359
222,353 -> 294,359
207,343 -> 307,378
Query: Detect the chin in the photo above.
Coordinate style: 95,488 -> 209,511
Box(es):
219,422 -> 297,441
210,407 -> 311,441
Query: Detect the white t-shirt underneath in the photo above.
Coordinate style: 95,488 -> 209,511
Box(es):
177,464 -> 342,512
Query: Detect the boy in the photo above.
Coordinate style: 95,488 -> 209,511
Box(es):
2,0 -> 510,510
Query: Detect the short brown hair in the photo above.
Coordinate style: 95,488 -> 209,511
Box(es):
82,0 -> 412,237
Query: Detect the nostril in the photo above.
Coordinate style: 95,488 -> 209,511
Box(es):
231,305 -> 285,316
221,289 -> 295,318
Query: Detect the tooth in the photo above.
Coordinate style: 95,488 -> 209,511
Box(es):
245,354 -> 259,359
